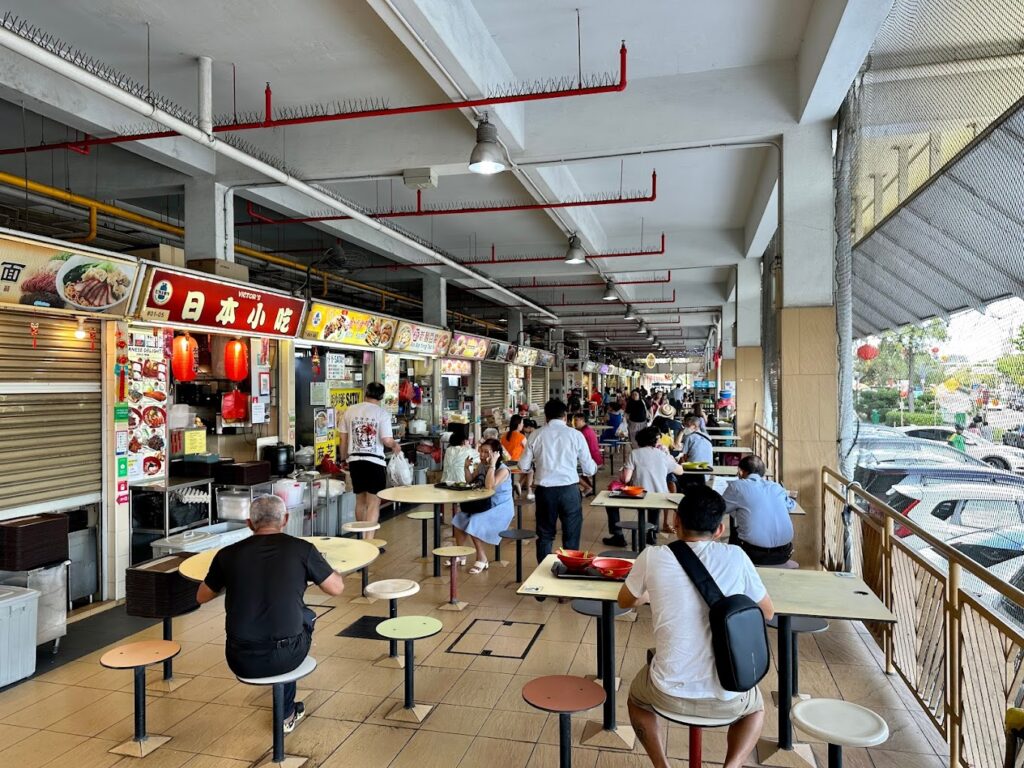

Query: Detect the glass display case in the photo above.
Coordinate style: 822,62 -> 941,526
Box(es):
130,477 -> 212,565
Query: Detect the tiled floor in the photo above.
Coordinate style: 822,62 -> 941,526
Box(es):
0,482 -> 952,768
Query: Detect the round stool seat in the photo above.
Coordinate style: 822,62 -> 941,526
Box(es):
365,578 -> 420,601
433,545 -> 476,559
522,675 -> 606,714
763,559 -> 800,569
237,656 -> 317,686
767,616 -> 829,633
407,510 -> 434,520
343,521 -> 381,533
791,699 -> 889,747
366,538 -> 388,549
500,529 -> 537,541
377,616 -> 443,642
100,640 -> 180,669
615,520 -> 656,532
652,705 -> 738,729
571,598 -> 632,618
598,549 -> 637,559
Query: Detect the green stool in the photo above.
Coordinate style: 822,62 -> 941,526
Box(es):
376,616 -> 443,723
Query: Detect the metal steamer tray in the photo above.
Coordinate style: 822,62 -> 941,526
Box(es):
550,560 -> 628,582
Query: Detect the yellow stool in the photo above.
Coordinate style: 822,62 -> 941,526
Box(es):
343,521 -> 382,604
432,545 -> 476,611
100,640 -> 181,757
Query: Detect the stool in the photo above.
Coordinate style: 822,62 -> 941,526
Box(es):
343,521 -> 381,604
615,519 -> 657,552
365,579 -> 421,668
432,546 -> 476,610
237,656 -> 318,768
100,640 -> 181,757
376,616 -> 443,723
407,509 -> 434,560
791,699 -> 888,768
366,537 -> 387,551
570,599 -> 632,689
767,615 -> 828,703
342,520 -> 380,538
523,675 -> 606,768
150,613 -> 193,693
499,528 -> 538,583
652,706 -> 739,768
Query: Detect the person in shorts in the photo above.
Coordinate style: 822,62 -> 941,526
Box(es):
338,382 -> 399,536
617,486 -> 774,768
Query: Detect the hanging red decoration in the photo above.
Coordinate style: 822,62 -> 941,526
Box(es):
172,333 -> 198,382
28,322 -> 38,349
88,328 -> 97,352
224,339 -> 249,382
857,344 -> 879,361
311,348 -> 321,378
931,346 -> 940,354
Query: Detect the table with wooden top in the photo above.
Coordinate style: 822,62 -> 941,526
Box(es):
590,490 -> 683,551
679,464 -> 739,477
755,568 -> 896,765
177,536 -> 380,582
711,445 -> 752,455
598,438 -> 630,474
377,485 -> 494,577
517,554 -> 636,750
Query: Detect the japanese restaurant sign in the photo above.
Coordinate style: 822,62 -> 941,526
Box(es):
513,346 -> 539,366
446,332 -> 491,360
390,321 -> 451,356
0,232 -> 139,315
302,302 -> 397,348
138,267 -> 304,337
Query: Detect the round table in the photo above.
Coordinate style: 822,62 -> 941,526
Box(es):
178,536 -> 380,582
378,485 -> 494,577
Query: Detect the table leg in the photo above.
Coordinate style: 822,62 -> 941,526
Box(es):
162,617 -> 173,681
420,519 -> 428,559
637,511 -> 646,553
388,598 -> 398,659
777,614 -> 793,749
580,601 -> 634,750
133,666 -> 147,742
559,712 -> 572,768
404,640 -> 414,709
433,503 -> 442,578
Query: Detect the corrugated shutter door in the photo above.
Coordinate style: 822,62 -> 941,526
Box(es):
530,368 -> 547,407
0,313 -> 102,512
479,361 -> 506,418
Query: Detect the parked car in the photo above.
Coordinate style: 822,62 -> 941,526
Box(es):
886,480 -> 1024,549
1004,425 -> 1024,448
844,437 -> 989,481
852,423 -> 909,440
899,426 -> 1024,472
852,464 -> 1024,504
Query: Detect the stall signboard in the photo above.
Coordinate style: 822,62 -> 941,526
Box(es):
442,358 -> 472,376
330,388 -> 361,419
0,232 -> 139,315
486,340 -> 517,362
446,332 -> 491,360
302,301 -> 397,348
514,346 -> 539,366
582,360 -> 599,373
599,364 -> 610,375
535,350 -> 555,368
138,267 -> 305,336
383,353 -> 401,414
124,327 -> 170,481
391,321 -> 451,356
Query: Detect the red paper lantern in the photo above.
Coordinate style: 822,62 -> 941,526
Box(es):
224,339 -> 249,382
172,333 -> 197,382
857,344 -> 879,361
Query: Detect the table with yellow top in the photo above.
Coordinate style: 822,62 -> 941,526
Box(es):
377,484 -> 494,577
177,536 -> 380,583
590,490 -> 684,552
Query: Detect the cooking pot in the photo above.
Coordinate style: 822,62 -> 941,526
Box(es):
261,443 -> 295,476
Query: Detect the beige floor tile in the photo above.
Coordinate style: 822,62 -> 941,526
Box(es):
457,736 -> 534,768
48,690 -> 136,736
419,703 -> 488,736
0,729 -> 86,768
442,670 -> 512,709
330,637 -> 390,661
1,683 -> 110,729
410,665 -> 464,702
340,664 -> 404,697
97,695 -> 204,743
0,721 -> 37,748
179,755 -> 251,768
0,680 -> 64,719
478,708 -> 547,742
866,707 -> 939,754
526,743 -> 598,768
320,723 -> 413,768
301,656 -> 369,691
827,663 -> 907,709
389,728 -> 474,768
169,644 -> 227,677
74,666 -> 136,692
283,715 -> 356,766
313,690 -> 385,723
162,701 -> 256,753
34,661 -> 106,686
517,640 -> 583,676
204,708 -> 274,762
815,632 -> 877,666
164,674 -> 238,703
37,736 -> 121,768
468,653 -> 523,674
110,747 -> 195,768
869,748 -> 948,768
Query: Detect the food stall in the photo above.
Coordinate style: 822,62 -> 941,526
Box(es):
389,320 -> 451,431
444,332 -> 492,434
125,263 -> 304,562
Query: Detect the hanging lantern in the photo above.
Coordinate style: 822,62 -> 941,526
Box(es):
224,339 -> 249,382
944,377 -> 959,392
931,346 -> 940,354
172,333 -> 198,382
311,348 -> 321,378
28,322 -> 38,349
857,344 -> 879,361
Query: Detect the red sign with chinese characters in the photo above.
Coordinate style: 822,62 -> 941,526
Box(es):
138,267 -> 305,337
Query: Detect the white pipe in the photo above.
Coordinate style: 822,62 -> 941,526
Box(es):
0,26 -> 557,320
197,56 -> 213,137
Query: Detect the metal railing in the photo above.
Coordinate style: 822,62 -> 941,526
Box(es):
753,423 -> 779,479
820,466 -> 1024,768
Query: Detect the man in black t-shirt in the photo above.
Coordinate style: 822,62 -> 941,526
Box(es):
197,495 -> 344,732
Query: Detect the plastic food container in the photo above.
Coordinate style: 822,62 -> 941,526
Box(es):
0,585 -> 38,687
274,480 -> 303,507
217,490 -> 252,520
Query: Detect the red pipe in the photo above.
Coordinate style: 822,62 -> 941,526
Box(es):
507,269 -> 670,290
544,290 -> 675,307
0,43 -> 627,156
236,170 -> 655,226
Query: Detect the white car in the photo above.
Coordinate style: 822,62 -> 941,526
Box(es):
886,480 -> 1024,550
899,426 -> 1024,473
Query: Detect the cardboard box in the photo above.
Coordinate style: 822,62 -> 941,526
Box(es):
188,259 -> 250,282
128,244 -> 185,267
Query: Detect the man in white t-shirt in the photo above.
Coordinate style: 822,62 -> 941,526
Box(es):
338,382 -> 399,536
618,486 -> 773,768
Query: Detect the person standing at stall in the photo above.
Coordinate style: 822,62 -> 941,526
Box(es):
338,382 -> 400,536
626,389 -> 650,447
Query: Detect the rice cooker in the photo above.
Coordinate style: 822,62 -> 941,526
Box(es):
217,490 -> 252,521
261,443 -> 295,476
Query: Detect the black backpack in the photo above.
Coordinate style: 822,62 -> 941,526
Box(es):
667,540 -> 770,692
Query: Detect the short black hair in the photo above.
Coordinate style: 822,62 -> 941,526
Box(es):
523,418 -> 538,429
544,398 -> 567,421
676,486 -> 726,534
739,455 -> 767,476
365,382 -> 385,400
636,426 -> 659,448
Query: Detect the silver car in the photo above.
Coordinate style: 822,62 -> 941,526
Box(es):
900,426 -> 1024,473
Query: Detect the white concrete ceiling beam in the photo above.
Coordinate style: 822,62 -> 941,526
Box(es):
742,150 -> 779,259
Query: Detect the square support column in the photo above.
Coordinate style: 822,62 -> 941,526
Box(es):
736,347 -> 763,448
507,310 -> 523,344
184,179 -> 233,262
422,275 -> 447,327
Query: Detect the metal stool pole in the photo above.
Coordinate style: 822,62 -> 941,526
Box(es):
133,666 -> 147,742
162,617 -> 173,681
559,712 -> 572,768
388,598 -> 398,660
271,682 -> 285,764
515,539 -> 523,583
403,640 -> 415,709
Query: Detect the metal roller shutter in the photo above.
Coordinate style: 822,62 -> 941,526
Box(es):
0,313 -> 102,513
479,361 -> 506,419
529,368 -> 547,407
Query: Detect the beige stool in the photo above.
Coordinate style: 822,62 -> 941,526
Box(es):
342,520 -> 380,538
432,545 -> 476,611
100,640 -> 181,757
366,537 -> 387,551
343,521 -> 381,603
792,699 -> 889,768
376,616 -> 444,723
407,509 -> 434,560
237,656 -> 318,768
364,579 -> 421,668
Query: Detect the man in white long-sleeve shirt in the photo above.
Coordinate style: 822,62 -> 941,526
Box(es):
519,398 -> 598,562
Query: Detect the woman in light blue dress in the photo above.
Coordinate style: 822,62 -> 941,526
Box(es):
452,438 -> 514,573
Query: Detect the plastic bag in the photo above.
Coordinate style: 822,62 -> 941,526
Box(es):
221,390 -> 248,421
387,452 -> 414,487
615,420 -> 629,438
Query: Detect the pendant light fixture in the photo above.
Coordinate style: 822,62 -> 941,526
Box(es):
623,305 -> 636,320
636,322 -> 646,333
74,317 -> 87,340
468,115 -> 506,175
563,234 -> 587,265
601,282 -> 617,301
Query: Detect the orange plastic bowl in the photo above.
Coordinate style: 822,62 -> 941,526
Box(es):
556,548 -> 594,571
591,557 -> 633,579
620,486 -> 645,497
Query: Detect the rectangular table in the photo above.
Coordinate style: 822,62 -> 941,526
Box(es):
711,445 -> 752,454
599,439 -> 630,474
680,465 -> 739,477
517,555 -> 636,750
590,491 -> 682,552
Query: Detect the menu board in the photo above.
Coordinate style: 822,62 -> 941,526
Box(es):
391,321 -> 451,356
446,332 -> 491,360
302,302 -> 397,347
0,233 -> 139,314
124,328 -> 170,481
599,364 -> 610,374
441,358 -> 472,376
583,360 -> 598,373
139,267 -> 305,336
383,353 -> 400,414
535,350 -> 555,368
514,346 -> 539,366
486,340 -> 519,362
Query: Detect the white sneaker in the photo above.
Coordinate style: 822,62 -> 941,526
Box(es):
527,492 -> 535,501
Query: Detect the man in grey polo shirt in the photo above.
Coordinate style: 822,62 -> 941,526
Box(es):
722,455 -> 795,565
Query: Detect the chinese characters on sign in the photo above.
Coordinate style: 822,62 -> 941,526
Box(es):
391,321 -> 451,356
446,332 -> 491,360
302,302 -> 397,347
441,358 -> 472,376
513,347 -> 539,366
140,268 -> 305,337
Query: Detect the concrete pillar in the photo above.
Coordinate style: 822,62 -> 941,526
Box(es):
735,259 -> 762,444
184,178 -> 233,262
780,120 -> 838,568
507,310 -> 523,344
421,275 -> 447,326
277,340 -> 296,446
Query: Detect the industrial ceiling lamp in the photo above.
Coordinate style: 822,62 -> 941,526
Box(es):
601,282 -> 617,301
623,305 -> 636,320
468,115 -> 506,175
563,234 -> 587,265
636,322 -> 646,333
646,332 -> 655,342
